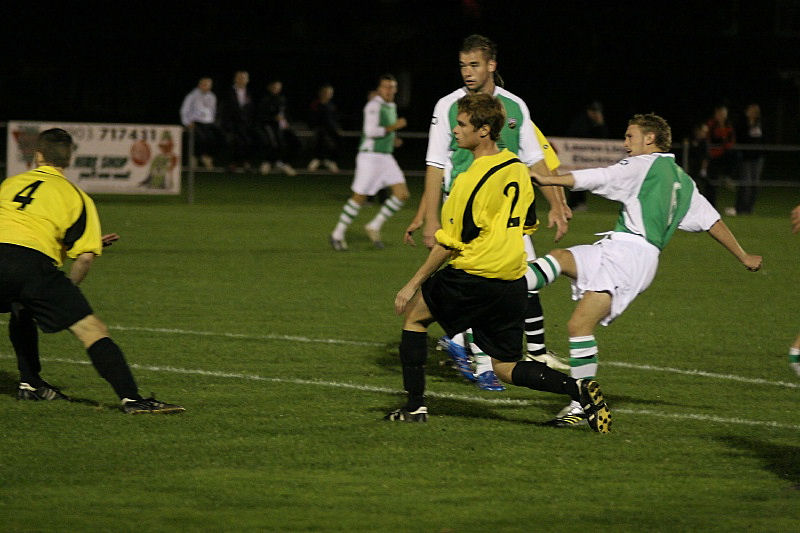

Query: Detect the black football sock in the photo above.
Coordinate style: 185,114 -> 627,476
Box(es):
86,338 -> 141,400
10,309 -> 43,385
511,360 -> 580,401
399,330 -> 428,410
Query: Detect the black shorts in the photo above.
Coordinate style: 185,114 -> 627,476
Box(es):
0,244 -> 93,333
421,266 -> 527,362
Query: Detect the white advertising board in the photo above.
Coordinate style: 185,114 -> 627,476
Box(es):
6,121 -> 182,194
549,137 -> 627,170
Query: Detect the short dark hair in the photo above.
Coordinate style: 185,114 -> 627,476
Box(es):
461,34 -> 497,62
629,113 -> 672,151
378,73 -> 396,86
457,93 -> 506,141
36,128 -> 74,168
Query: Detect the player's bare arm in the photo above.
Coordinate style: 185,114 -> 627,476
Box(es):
421,165 -> 445,249
707,219 -> 762,271
530,160 -> 569,242
69,252 -> 95,285
531,169 -> 576,188
395,244 -> 453,315
791,203 -> 800,234
403,195 -> 426,246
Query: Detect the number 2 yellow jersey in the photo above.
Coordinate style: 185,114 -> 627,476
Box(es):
0,165 -> 102,266
435,149 -> 533,280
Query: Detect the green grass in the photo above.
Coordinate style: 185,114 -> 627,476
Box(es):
1,172 -> 799,532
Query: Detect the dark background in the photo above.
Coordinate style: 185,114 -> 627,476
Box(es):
3,0 -> 800,143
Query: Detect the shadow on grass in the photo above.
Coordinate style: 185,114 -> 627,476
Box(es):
717,436 -> 800,490
1,369 -> 118,411
375,340 -> 477,384
0,369 -> 17,396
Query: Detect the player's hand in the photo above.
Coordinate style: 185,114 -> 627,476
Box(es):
791,204 -> 800,234
404,218 -> 423,246
394,283 -> 418,315
742,254 -> 762,272
422,224 -> 439,250
531,171 -> 552,186
547,208 -> 569,243
394,117 -> 408,130
102,233 -> 120,247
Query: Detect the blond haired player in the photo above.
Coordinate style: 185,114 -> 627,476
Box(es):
529,114 -> 761,427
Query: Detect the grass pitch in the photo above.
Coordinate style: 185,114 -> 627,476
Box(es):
0,171 -> 798,532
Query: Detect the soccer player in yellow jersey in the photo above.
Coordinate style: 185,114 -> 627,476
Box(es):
0,128 -> 183,414
385,94 -> 610,432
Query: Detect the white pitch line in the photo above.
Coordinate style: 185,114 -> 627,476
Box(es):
0,319 -> 797,390
604,361 -> 800,389
106,324 -> 385,347
2,354 -> 798,431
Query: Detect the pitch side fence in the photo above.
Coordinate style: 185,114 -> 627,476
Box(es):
3,122 -> 799,205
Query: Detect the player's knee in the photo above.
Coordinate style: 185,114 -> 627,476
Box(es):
492,360 -> 515,383
69,314 -> 110,348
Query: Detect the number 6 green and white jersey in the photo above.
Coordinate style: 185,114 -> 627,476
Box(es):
359,94 -> 398,154
571,153 -> 720,250
426,87 -> 544,194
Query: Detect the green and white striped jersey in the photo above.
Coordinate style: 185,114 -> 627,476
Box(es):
359,95 -> 397,154
425,86 -> 544,193
572,153 -> 720,250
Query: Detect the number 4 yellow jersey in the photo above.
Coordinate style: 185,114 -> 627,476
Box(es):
0,165 -> 102,266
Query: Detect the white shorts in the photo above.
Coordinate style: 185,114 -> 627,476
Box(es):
568,232 -> 660,325
523,233 -> 537,262
351,152 -> 405,196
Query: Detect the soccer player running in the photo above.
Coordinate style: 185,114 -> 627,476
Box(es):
386,93 -> 610,433
404,34 -> 570,389
529,113 -> 762,427
0,128 -> 184,414
330,74 -> 408,251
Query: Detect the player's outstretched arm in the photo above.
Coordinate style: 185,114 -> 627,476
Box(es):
707,219 -> 762,271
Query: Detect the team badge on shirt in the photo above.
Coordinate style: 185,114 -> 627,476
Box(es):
508,118 -> 517,129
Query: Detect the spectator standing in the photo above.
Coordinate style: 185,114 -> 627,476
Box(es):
307,84 -> 342,173
179,76 -> 223,169
733,103 -> 764,215
565,100 -> 609,211
219,70 -> 258,172
687,122 -> 710,183
705,103 -> 736,208
257,79 -> 299,176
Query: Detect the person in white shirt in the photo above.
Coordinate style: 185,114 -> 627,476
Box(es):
180,77 -> 222,169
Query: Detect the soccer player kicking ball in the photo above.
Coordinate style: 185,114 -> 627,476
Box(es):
385,93 -> 611,433
529,113 -> 762,427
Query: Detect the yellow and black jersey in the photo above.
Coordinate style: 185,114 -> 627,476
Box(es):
0,166 -> 102,266
435,149 -> 534,280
